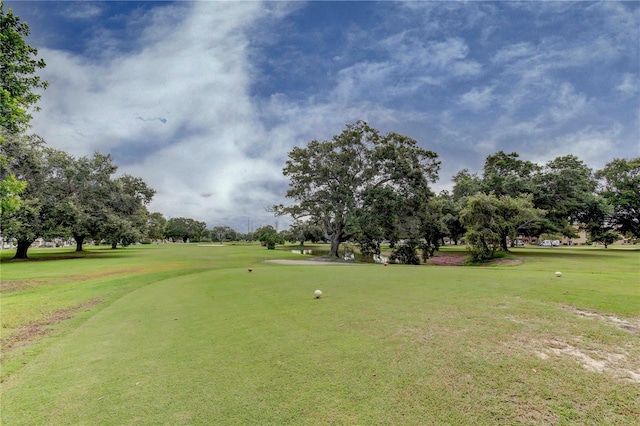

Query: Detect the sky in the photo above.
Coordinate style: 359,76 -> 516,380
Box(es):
6,1 -> 640,232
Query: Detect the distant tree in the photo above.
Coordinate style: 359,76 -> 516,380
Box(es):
420,197 -> 450,260
276,121 -> 439,258
532,155 -> 596,237
255,225 -> 284,249
438,191 -> 465,245
211,226 -> 238,243
48,152 -> 119,251
595,158 -> 640,239
146,212 -> 167,242
102,175 -> 154,248
0,3 -> 48,133
576,194 -> 620,249
165,217 -> 207,243
285,220 -> 324,246
461,193 -> 543,261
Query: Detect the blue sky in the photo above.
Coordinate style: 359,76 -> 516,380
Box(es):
6,1 -> 640,231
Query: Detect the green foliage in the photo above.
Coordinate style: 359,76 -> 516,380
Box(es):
389,239 -> 421,265
277,121 -> 439,258
210,225 -> 238,242
165,217 -> 207,243
481,151 -> 540,197
0,131 -> 57,257
461,192 -> 544,261
146,212 -> 167,241
284,220 -> 324,246
255,225 -> 284,249
0,159 -> 26,215
595,157 -> 640,238
532,155 -> 596,236
0,3 -> 48,132
0,130 -> 155,256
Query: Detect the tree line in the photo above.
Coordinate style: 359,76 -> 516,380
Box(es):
276,121 -> 639,263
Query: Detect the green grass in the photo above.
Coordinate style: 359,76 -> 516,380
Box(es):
1,243 -> 639,424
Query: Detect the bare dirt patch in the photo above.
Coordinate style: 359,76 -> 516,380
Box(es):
534,338 -> 640,384
1,299 -> 102,352
563,305 -> 640,334
264,258 -> 357,265
428,254 -> 467,266
0,280 -> 42,292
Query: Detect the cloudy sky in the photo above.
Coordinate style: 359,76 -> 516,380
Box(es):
7,1 -> 640,231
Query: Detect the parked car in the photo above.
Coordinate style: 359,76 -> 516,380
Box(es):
551,240 -> 560,247
514,240 -> 525,247
539,240 -> 552,247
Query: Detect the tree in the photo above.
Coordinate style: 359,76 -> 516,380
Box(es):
48,152 -> 118,251
481,151 -> 540,197
595,158 -> 640,239
211,226 -> 238,243
0,4 -> 48,221
1,3 -> 48,132
0,131 -> 61,258
451,169 -> 482,202
438,191 -> 465,245
0,153 -> 26,215
146,212 -> 167,242
255,225 -> 284,249
285,220 -> 324,246
165,217 -> 207,243
461,193 -> 544,261
102,174 -> 154,248
532,155 -> 596,237
276,121 -> 439,258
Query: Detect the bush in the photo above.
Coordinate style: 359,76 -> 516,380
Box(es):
390,241 -> 421,265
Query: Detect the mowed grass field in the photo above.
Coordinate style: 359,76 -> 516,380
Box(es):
1,243 -> 639,425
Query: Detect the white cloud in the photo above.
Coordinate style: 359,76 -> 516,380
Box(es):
527,125 -> 621,167
32,2 -> 287,227
459,86 -> 495,112
22,1 -> 639,228
617,73 -> 639,98
547,82 -> 589,123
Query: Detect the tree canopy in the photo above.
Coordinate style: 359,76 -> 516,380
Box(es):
276,121 -> 440,260
1,3 -> 48,132
595,158 -> 640,239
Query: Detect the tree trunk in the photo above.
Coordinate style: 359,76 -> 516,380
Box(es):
500,234 -> 510,252
329,229 -> 343,258
13,240 -> 33,259
75,235 -> 85,252
111,242 -> 117,249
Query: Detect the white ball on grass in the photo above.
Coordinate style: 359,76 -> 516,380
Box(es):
555,271 -> 562,277
314,290 -> 322,298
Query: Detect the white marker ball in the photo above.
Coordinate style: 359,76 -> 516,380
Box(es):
555,271 -> 562,277
314,290 -> 322,298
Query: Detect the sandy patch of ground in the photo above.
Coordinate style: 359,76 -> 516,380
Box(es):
511,306 -> 640,384
2,298 -> 102,352
563,305 -> 640,334
264,258 -> 358,265
428,254 -> 467,266
534,338 -> 640,384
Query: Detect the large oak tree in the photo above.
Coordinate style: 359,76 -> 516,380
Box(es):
276,121 -> 440,259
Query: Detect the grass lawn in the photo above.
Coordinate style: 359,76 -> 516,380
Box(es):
1,243 -> 639,424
